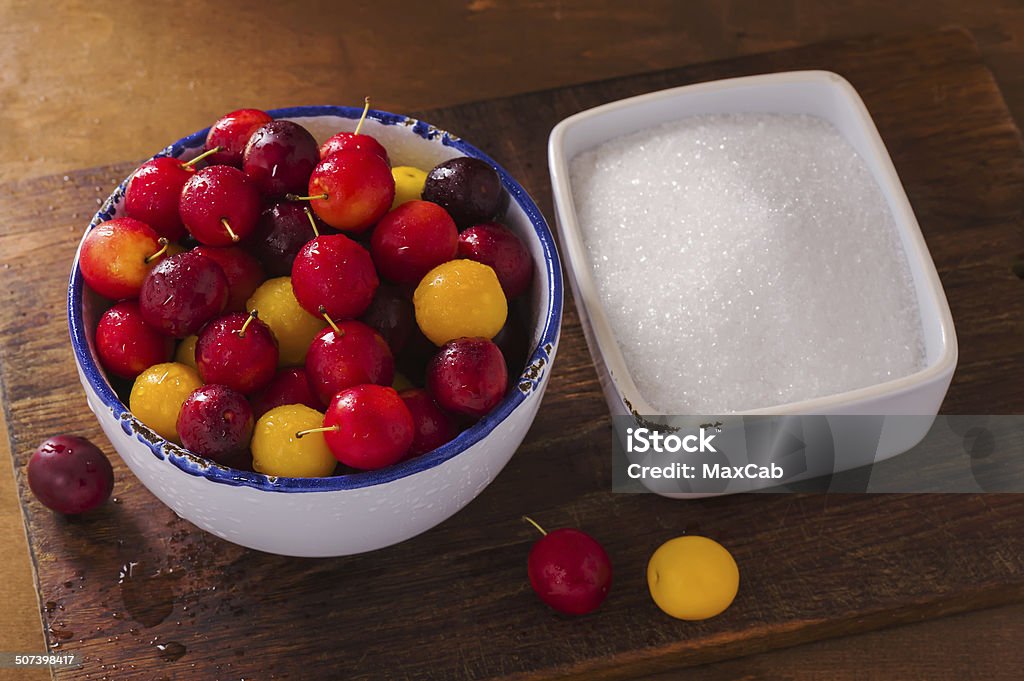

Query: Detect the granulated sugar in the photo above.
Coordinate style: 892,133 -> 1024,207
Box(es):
569,113 -> 925,413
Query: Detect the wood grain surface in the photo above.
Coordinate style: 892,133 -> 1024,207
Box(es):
2,27 -> 1024,681
640,601 -> 1024,681
5,1 -> 1024,184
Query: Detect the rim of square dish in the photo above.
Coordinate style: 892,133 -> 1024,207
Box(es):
68,105 -> 563,492
547,70 -> 957,417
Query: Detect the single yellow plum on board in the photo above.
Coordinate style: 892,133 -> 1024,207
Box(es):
129,362 -> 203,443
647,536 -> 739,620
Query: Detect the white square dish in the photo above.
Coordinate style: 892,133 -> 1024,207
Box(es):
548,71 -> 958,479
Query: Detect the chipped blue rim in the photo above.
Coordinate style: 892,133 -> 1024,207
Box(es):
67,105 -> 563,492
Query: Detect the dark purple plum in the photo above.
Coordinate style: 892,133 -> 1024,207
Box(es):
28,435 -> 114,514
421,157 -> 505,229
359,284 -> 415,355
139,251 -> 229,338
426,337 -> 508,418
243,120 -> 319,197
177,385 -> 254,463
249,202 -> 326,277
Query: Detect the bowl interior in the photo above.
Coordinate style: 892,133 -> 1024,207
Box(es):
549,71 -> 956,416
70,105 -> 562,492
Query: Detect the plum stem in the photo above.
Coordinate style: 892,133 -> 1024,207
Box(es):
144,237 -> 169,264
295,425 -> 340,439
354,96 -> 371,136
522,515 -> 547,536
182,146 -> 222,168
318,305 -> 343,336
304,207 -> 320,237
220,218 -> 240,242
237,309 -> 258,338
286,192 -> 329,202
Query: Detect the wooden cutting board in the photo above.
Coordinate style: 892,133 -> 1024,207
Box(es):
2,28 -> 1023,681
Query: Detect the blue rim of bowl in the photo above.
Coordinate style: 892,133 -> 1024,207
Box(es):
67,105 -> 563,492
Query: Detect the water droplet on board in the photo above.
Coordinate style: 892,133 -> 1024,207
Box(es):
118,560 -> 178,627
48,625 -> 74,641
155,641 -> 187,662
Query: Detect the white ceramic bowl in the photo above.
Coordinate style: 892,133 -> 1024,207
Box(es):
69,106 -> 562,556
548,72 -> 957,487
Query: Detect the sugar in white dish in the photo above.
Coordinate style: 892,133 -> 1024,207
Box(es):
569,113 -> 926,414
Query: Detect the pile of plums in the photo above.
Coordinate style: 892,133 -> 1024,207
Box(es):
80,103 -> 534,477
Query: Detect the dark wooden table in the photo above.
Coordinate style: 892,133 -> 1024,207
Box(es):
3,3 -> 1024,680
